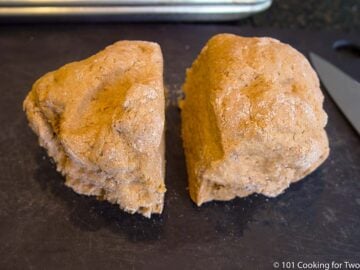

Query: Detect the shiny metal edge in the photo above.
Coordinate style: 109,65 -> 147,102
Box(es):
310,52 -> 360,135
0,0 -> 269,6
0,2 -> 272,21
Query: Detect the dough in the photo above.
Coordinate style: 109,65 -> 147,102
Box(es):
180,34 -> 329,206
24,41 -> 166,217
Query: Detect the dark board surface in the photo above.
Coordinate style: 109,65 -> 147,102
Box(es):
0,24 -> 359,270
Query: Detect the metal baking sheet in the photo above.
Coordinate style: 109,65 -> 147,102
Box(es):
0,24 -> 359,269
0,0 -> 272,21
0,0 -> 269,5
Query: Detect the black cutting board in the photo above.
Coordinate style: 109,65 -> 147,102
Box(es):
0,24 -> 359,270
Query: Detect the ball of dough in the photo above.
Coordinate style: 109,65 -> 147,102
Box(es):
181,34 -> 329,205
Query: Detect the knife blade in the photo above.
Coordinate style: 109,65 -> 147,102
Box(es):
310,52 -> 360,135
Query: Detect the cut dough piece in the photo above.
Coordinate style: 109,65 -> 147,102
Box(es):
181,34 -> 329,206
24,40 -> 166,217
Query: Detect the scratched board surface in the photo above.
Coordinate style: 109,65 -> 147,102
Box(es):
0,24 -> 359,269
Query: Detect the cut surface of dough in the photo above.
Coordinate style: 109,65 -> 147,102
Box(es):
24,41 -> 166,217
